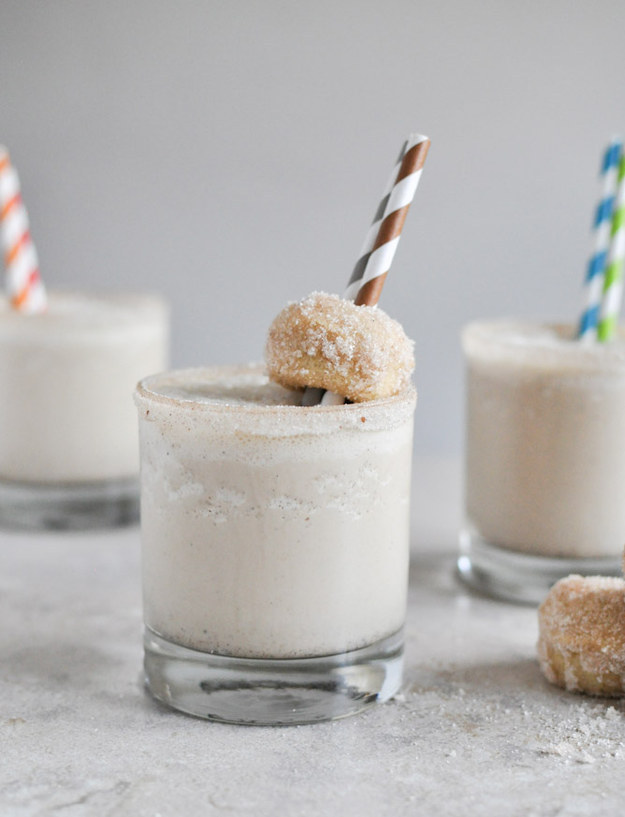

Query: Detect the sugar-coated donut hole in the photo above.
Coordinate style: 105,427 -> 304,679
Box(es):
537,574 -> 625,697
265,292 -> 415,402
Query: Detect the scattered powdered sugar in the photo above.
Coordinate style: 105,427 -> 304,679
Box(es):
532,701 -> 625,763
398,661 -> 625,768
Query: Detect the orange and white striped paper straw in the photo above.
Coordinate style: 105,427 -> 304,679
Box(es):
0,146 -> 47,313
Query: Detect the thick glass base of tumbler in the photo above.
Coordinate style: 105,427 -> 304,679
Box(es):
457,528 -> 621,605
144,627 -> 404,725
0,477 -> 140,531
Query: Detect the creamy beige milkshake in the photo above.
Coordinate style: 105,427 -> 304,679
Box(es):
0,291 -> 169,528
135,364 -> 415,722
460,320 -> 625,601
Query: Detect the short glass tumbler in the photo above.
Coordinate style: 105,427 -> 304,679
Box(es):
0,291 -> 169,530
458,320 -> 625,604
135,365 -> 416,725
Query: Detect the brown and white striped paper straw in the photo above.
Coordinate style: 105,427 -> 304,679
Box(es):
303,134 -> 430,406
344,133 -> 430,306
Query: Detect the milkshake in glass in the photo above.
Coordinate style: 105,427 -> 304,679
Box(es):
0,291 -> 169,529
458,320 -> 625,603
135,364 -> 415,724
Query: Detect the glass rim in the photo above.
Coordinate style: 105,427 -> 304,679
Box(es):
135,364 -> 416,435
462,319 -> 625,374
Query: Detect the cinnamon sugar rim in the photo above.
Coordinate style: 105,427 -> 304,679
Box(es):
135,364 -> 416,435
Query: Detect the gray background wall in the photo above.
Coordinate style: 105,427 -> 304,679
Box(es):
3,0 -> 625,455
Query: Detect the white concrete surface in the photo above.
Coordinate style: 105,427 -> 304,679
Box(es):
2,458 -> 624,816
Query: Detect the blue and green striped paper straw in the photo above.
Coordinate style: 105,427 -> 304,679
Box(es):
579,138 -> 622,341
598,152 -> 625,341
